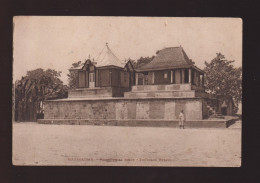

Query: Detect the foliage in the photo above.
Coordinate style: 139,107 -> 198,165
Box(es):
130,56 -> 155,69
67,61 -> 82,88
14,68 -> 68,121
204,53 -> 242,113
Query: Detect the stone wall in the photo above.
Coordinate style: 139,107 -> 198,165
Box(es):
131,84 -> 192,91
44,98 -> 203,121
68,87 -> 113,98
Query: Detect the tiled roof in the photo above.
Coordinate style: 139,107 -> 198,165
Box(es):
95,44 -> 124,68
136,46 -> 194,71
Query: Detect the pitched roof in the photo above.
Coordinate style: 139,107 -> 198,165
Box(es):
69,44 -> 124,71
136,46 -> 194,71
95,43 -> 124,68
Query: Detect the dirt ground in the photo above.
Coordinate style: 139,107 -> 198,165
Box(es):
12,121 -> 241,167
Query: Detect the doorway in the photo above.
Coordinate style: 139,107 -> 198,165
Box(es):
221,107 -> 227,115
89,72 -> 95,88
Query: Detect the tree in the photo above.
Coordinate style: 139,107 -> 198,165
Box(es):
131,56 -> 155,69
204,53 -> 242,113
67,61 -> 82,88
14,68 -> 68,121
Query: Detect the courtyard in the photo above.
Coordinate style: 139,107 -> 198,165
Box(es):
12,121 -> 241,167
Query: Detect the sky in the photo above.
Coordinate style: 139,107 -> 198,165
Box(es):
13,16 -> 242,85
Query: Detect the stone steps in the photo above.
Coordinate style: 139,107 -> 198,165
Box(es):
206,100 -> 224,119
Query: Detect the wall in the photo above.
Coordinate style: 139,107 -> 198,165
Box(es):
68,87 -> 113,98
111,69 -> 120,87
99,69 -> 110,87
78,71 -> 86,88
154,70 -> 171,84
120,71 -> 130,88
131,83 -> 192,91
44,98 -> 203,121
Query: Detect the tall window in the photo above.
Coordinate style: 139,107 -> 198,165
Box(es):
164,71 -> 168,79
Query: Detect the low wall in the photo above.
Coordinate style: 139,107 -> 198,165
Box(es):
124,90 -> 196,98
43,98 -> 203,121
38,119 -> 229,128
68,87 -> 113,98
68,87 -> 130,98
131,84 -> 192,91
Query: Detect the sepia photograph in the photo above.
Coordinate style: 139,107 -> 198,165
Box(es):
12,16 -> 242,167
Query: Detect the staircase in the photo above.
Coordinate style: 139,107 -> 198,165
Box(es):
206,100 -> 224,119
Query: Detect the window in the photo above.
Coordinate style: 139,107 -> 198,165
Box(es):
164,72 -> 168,79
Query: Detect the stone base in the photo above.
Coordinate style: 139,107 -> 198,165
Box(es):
68,87 -> 129,98
125,84 -> 210,99
68,87 -> 113,98
43,97 -> 207,121
37,119 -> 230,128
124,90 -> 209,98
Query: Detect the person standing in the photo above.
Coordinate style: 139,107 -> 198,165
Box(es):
179,110 -> 185,129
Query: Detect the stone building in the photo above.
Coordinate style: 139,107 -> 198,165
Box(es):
39,44 -> 234,128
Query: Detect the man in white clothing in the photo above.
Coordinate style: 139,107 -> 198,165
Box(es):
179,110 -> 185,129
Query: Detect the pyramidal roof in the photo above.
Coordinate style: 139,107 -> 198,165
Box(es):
95,43 -> 124,68
136,46 -> 194,71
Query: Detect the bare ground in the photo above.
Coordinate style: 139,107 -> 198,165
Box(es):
12,121 -> 241,167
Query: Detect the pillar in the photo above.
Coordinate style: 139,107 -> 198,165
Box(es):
170,70 -> 173,83
188,68 -> 191,83
202,73 -> 204,87
181,69 -> 185,83
143,74 -> 145,85
152,72 -> 155,84
135,73 -> 138,85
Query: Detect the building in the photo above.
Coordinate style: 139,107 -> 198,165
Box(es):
69,43 -> 135,98
38,44 -> 234,128
135,46 -> 204,87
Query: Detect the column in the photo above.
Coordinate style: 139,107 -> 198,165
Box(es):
170,70 -> 173,83
152,72 -> 155,84
199,74 -> 201,86
135,73 -> 138,85
181,69 -> 185,83
143,74 -> 145,85
202,74 -> 204,87
188,68 -> 191,83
